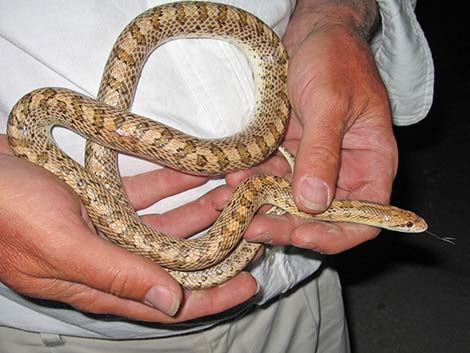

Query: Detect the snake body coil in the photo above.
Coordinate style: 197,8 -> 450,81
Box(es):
7,2 -> 427,289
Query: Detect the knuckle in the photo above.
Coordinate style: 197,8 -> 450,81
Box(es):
106,270 -> 135,298
68,291 -> 104,314
306,143 -> 340,168
302,81 -> 351,119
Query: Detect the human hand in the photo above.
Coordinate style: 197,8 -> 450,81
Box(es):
227,0 -> 398,254
0,134 -> 257,322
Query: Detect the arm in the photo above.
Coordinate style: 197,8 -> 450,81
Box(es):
284,0 -> 388,213
228,0 -> 398,253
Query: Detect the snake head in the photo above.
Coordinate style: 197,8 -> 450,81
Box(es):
386,208 -> 428,233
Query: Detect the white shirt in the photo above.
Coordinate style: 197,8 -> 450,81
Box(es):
0,0 -> 433,339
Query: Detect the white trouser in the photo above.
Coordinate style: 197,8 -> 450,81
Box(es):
0,266 -> 349,353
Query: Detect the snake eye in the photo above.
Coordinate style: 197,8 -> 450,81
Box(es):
405,221 -> 414,228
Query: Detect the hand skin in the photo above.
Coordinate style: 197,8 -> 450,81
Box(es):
227,0 -> 399,254
0,134 -> 258,322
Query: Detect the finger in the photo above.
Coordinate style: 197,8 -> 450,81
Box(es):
141,184 -> 234,238
241,203 -> 381,253
23,278 -> 179,322
225,166 -> 259,187
290,221 -> 380,254
287,168 -> 391,254
174,272 -> 258,321
243,213 -> 299,245
17,265 -> 258,323
122,167 -> 208,210
47,220 -> 184,317
242,204 -> 379,253
291,106 -> 344,213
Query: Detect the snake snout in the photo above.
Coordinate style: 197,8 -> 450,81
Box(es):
401,214 -> 428,233
415,215 -> 428,232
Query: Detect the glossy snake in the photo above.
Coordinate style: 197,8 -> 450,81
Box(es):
7,2 -> 427,289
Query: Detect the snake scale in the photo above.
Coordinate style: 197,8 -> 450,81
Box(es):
7,1 -> 427,289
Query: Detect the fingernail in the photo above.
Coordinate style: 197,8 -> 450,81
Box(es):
246,232 -> 272,244
144,286 -> 179,316
299,176 -> 330,211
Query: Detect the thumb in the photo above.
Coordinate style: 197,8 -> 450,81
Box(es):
56,221 -> 183,317
291,111 -> 343,213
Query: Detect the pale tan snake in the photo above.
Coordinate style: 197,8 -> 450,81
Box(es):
6,2 -> 427,289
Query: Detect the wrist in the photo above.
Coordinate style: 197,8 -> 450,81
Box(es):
284,0 -> 380,53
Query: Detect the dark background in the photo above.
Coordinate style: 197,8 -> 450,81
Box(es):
337,3 -> 470,353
